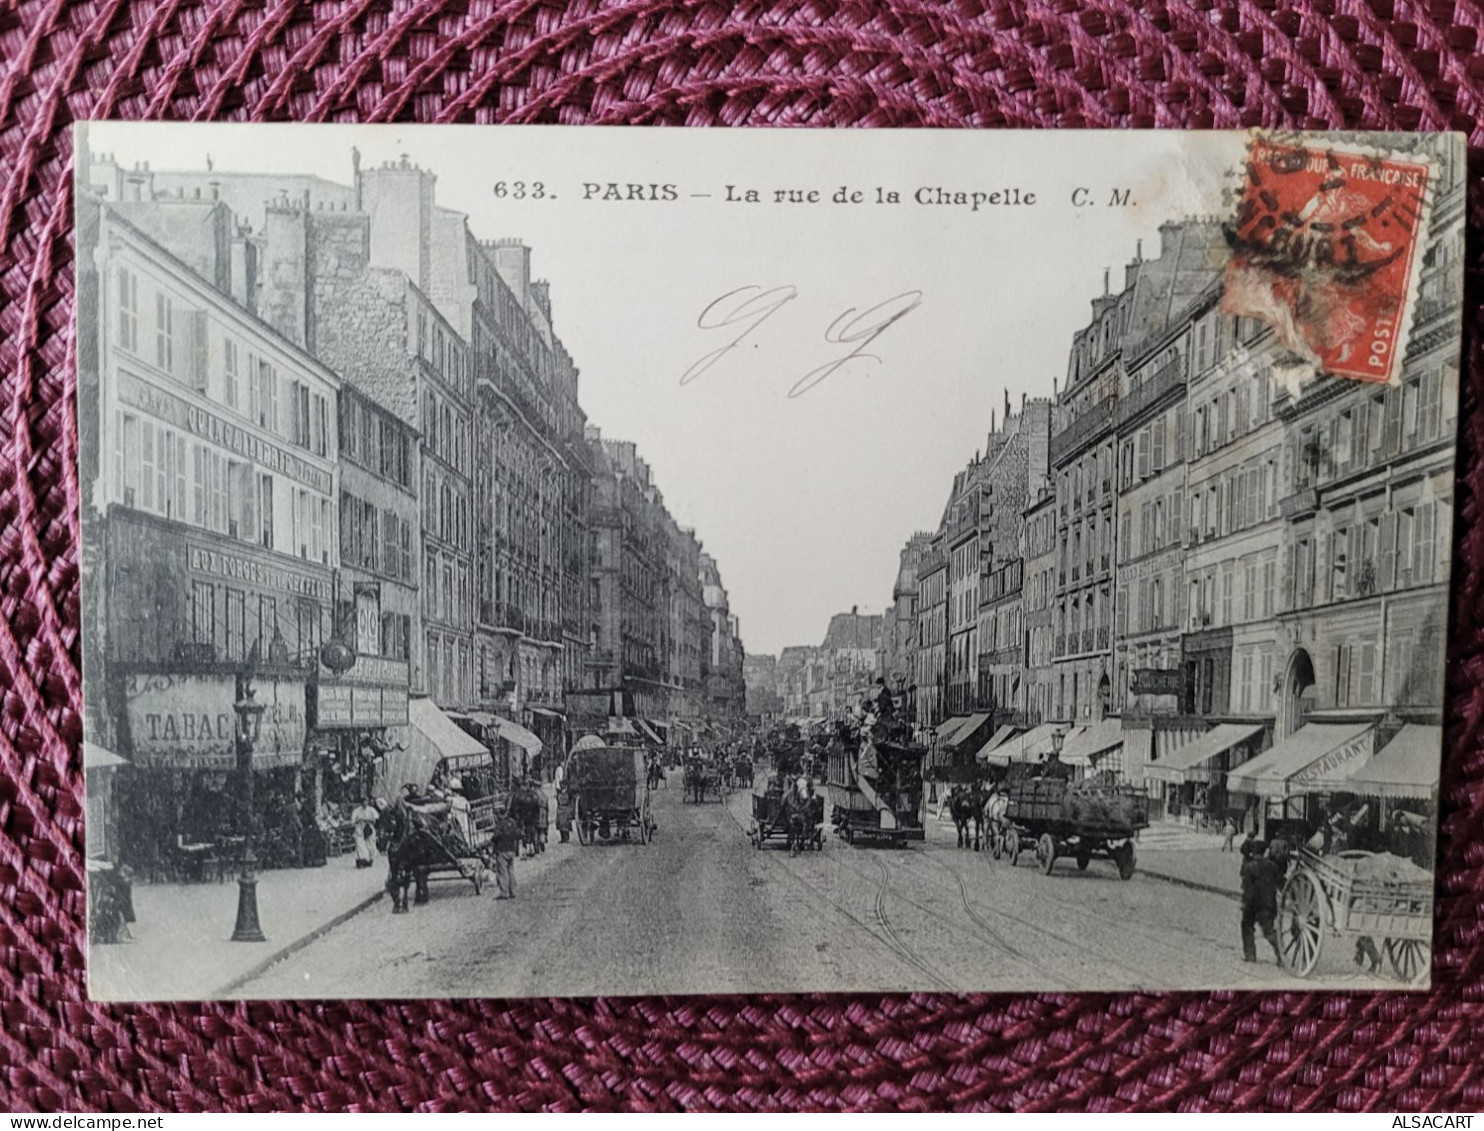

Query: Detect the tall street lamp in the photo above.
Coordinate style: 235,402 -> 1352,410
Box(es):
231,669 -> 267,943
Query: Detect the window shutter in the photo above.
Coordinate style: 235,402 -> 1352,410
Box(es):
1152,419 -> 1166,471
186,309 -> 208,390
1359,641 -> 1377,703
1383,388 -> 1402,455
1137,430 -> 1150,479
1379,512 -> 1397,589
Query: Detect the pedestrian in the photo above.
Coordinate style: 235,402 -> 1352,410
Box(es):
351,798 -> 381,868
491,809 -> 521,900
1221,816 -> 1237,853
1239,837 -> 1282,965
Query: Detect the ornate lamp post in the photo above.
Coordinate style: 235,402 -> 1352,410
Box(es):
231,669 -> 268,942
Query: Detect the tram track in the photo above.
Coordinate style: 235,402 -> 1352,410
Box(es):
721,793 -> 963,993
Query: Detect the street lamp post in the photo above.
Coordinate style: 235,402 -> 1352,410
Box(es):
231,670 -> 268,943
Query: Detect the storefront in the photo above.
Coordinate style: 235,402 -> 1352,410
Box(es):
311,652 -> 410,853
1143,722 -> 1266,825
111,666 -> 310,880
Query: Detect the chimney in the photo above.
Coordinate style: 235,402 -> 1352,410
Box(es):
1135,238 -> 1143,262
1103,267 -> 1110,295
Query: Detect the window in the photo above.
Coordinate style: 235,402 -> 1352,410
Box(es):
1414,500 -> 1437,584
191,581 -> 215,650
257,361 -> 278,431
1396,507 -> 1416,586
118,268 -> 139,352
192,443 -> 206,526
314,394 -> 329,457
224,338 -> 240,409
1137,429 -> 1150,479
228,460 -> 253,540
1221,562 -> 1234,625
1243,559 -> 1258,621
155,292 -> 174,372
259,474 -> 274,549
225,588 -> 246,662
1331,525 -> 1350,600
1402,378 -> 1421,446
1240,652 -> 1254,712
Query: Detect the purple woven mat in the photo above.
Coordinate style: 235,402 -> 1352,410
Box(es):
4,0 -> 1484,1112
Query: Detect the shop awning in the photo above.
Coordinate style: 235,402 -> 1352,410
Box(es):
945,713 -> 993,748
1332,724 -> 1441,801
84,741 -> 128,771
529,707 -> 563,719
383,698 -> 488,797
1144,723 -> 1265,785
635,719 -> 664,746
1226,722 -> 1375,798
933,716 -> 975,747
973,725 -> 1019,765
995,723 -> 1062,764
668,719 -> 693,733
494,715 -> 543,754
1061,718 -> 1123,767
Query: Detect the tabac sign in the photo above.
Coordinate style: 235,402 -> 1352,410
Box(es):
122,672 -> 307,771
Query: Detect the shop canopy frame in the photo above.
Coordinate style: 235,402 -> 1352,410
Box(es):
1060,718 -> 1123,767
1143,722 -> 1266,785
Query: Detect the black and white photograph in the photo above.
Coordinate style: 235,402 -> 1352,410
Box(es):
75,123 -> 1464,1001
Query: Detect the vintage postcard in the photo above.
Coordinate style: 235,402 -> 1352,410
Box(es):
76,124 -> 1463,1001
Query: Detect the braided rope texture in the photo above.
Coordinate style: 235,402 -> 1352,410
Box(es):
3,0 -> 1484,1113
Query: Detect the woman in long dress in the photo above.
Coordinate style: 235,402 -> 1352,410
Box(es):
352,798 -> 381,868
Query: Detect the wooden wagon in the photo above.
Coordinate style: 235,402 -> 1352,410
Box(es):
995,776 -> 1148,879
1277,848 -> 1433,982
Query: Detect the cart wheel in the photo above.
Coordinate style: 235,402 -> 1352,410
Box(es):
1385,938 -> 1429,985
1115,843 -> 1136,881
471,868 -> 483,895
575,802 -> 592,847
1037,833 -> 1057,875
1278,870 -> 1324,976
989,832 -> 1002,861
1006,829 -> 1020,865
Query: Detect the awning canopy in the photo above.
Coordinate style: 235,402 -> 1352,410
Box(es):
383,698 -> 489,797
635,719 -> 664,746
995,723 -> 1062,764
529,707 -> 563,719
1144,723 -> 1265,785
84,741 -> 128,771
945,713 -> 993,748
667,719 -> 694,733
933,715 -> 976,747
494,716 -> 543,754
1226,722 -> 1375,797
1333,724 -> 1441,801
973,725 -> 1019,765
1061,718 -> 1123,766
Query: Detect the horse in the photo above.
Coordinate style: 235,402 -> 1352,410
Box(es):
377,800 -> 432,913
983,790 -> 1011,857
508,782 -> 546,858
948,783 -> 987,850
647,757 -> 665,791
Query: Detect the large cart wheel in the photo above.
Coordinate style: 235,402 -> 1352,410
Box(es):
1037,833 -> 1057,875
1115,843 -> 1136,881
1006,829 -> 1021,865
1385,938 -> 1429,985
575,799 -> 592,846
1278,870 -> 1325,976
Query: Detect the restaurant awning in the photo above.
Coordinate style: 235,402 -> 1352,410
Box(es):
973,725 -> 1019,765
1331,724 -> 1441,801
1143,723 -> 1265,785
1061,718 -> 1123,767
383,698 -> 489,796
946,713 -> 993,747
84,741 -> 128,771
1226,722 -> 1375,798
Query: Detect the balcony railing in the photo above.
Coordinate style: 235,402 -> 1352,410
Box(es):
1050,396 -> 1117,465
1117,357 -> 1185,430
1280,487 -> 1320,519
1055,633 -> 1066,656
1082,629 -> 1094,653
1097,626 -> 1110,649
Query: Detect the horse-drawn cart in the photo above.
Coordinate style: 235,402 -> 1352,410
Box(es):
748,783 -> 824,852
1277,848 -> 1433,982
826,737 -> 925,845
377,793 -> 492,912
568,743 -> 655,846
993,775 -> 1148,879
684,758 -> 725,804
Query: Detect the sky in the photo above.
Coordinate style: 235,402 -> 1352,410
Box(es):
83,123 -> 1243,656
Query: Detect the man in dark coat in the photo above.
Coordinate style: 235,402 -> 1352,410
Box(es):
490,810 -> 521,899
1240,837 -> 1287,965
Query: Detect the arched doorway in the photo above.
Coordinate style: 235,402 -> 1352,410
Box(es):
1279,649 -> 1316,739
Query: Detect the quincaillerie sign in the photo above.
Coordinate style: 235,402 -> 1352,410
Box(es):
122,672 -> 307,771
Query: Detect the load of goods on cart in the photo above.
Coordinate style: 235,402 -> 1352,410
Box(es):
990,768 -> 1149,879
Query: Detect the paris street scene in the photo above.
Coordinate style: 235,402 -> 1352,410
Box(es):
75,124 -> 1463,999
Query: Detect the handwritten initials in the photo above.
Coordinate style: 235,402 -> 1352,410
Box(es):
682,287 -> 923,397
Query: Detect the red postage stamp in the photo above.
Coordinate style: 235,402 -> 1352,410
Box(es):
1221,136 -> 1432,385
